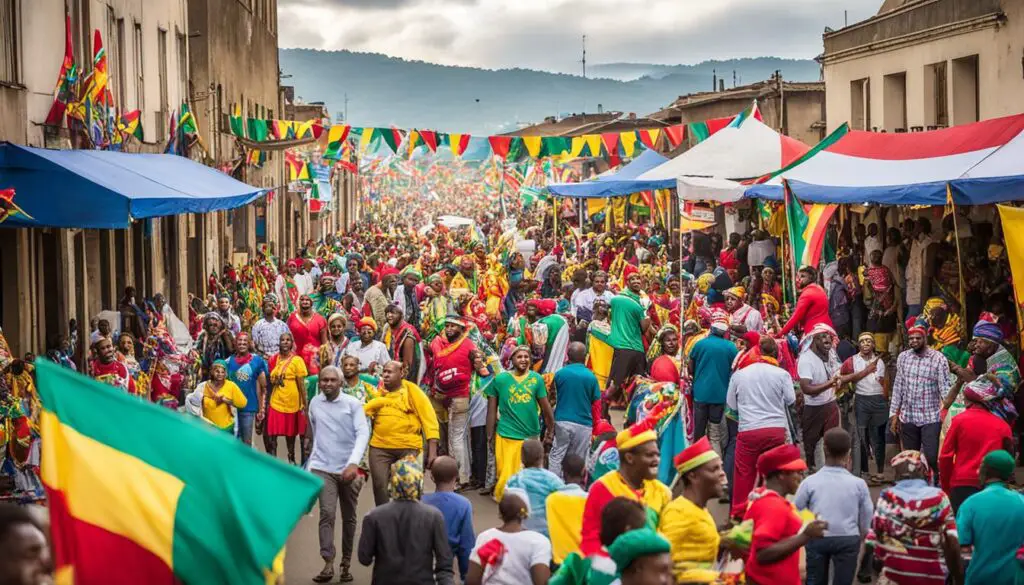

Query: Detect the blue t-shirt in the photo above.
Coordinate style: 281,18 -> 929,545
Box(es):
226,354 -> 269,413
422,491 -> 475,579
505,467 -> 565,537
688,334 -> 737,404
553,363 -> 602,426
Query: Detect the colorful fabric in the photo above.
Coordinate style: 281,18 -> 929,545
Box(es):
486,371 -> 547,441
744,488 -> 803,585
35,360 -> 316,585
546,486 -> 588,564
268,354 -> 308,414
363,380 -> 440,450
673,436 -> 719,475
494,434 -> 524,501
579,470 -> 672,556
890,348 -> 950,425
388,455 -> 423,501
659,496 -> 720,583
785,186 -> 838,269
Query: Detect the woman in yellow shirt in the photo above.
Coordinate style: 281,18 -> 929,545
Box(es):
200,360 -> 248,433
266,332 -> 309,463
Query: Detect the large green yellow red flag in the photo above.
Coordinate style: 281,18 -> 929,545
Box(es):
784,181 -> 838,269
36,360 -> 321,585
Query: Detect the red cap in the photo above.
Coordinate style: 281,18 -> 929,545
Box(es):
756,444 -> 807,476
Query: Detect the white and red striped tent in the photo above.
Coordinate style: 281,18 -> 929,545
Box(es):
734,113 -> 1024,205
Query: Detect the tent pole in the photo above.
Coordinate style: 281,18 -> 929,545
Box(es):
947,184 -> 967,329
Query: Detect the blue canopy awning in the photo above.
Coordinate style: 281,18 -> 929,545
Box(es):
0,142 -> 267,228
546,149 -> 669,198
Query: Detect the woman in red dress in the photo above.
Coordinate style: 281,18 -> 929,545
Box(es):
287,294 -> 328,372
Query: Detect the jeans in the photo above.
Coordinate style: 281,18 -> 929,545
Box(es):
312,469 -> 365,567
899,421 -> 941,478
693,402 -> 724,452
236,411 -> 256,446
723,418 -> 738,500
549,420 -> 592,479
448,397 -> 470,484
368,446 -> 419,506
805,535 -> 862,585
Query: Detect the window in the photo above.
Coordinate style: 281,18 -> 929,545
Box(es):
114,17 -> 127,108
952,55 -> 979,125
176,30 -> 187,103
923,61 -> 948,128
850,78 -> 870,131
133,22 -> 144,112
882,72 -> 907,132
157,28 -> 168,140
0,0 -> 19,84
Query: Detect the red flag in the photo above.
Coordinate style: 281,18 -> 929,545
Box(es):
638,129 -> 660,150
45,14 -> 75,126
488,136 -> 512,159
601,133 -> 620,167
419,130 -> 438,153
664,125 -> 686,148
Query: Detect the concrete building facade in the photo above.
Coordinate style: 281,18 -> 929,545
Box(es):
821,0 -> 1024,132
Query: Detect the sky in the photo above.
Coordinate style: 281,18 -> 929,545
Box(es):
278,0 -> 884,73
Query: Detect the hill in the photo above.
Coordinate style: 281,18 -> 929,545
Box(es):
278,49 -> 819,135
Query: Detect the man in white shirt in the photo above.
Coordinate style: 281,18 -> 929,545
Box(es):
305,365 -> 370,584
726,337 -> 796,518
746,230 -> 776,270
905,218 -> 936,318
798,325 -> 841,471
840,333 -> 887,481
570,270 -> 615,327
863,223 -> 883,260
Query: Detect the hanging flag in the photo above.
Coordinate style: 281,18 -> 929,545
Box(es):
163,108 -> 178,154
726,100 -> 764,129
584,135 -> 603,158
44,13 -> 79,127
997,204 -> 1024,344
246,118 -> 269,142
322,124 -> 351,160
337,141 -> 358,174
488,136 -> 512,159
638,128 -> 662,150
620,131 -> 639,158
178,103 -> 197,134
601,133 -> 620,167
449,133 -> 471,157
357,127 -> 376,153
522,136 -> 543,159
664,125 -> 686,149
379,128 -> 402,153
784,182 -> 838,269
419,130 -> 438,153
542,137 -> 569,158
229,105 -> 245,138
35,360 -> 319,585
569,136 -> 586,159
117,110 -> 143,141
78,30 -> 109,107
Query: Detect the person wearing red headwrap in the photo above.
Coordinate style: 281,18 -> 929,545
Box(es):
364,265 -> 400,328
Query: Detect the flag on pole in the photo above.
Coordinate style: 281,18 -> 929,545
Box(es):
44,14 -> 79,127
35,359 -> 321,585
784,182 -> 837,269
997,204 -> 1024,347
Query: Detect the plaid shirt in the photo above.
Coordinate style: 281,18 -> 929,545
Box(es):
889,347 -> 950,425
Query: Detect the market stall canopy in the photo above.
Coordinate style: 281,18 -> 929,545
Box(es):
744,113 -> 1024,205
545,149 -> 668,198
0,143 -> 267,229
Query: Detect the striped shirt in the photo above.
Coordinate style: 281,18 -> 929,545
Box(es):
889,348 -> 950,425
865,479 -> 957,584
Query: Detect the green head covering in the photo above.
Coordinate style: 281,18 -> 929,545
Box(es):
608,528 -> 671,573
400,265 -> 423,280
982,449 -> 1015,481
211,359 -> 229,373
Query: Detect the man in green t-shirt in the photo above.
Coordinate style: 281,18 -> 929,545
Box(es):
486,345 -> 555,500
605,270 -> 653,412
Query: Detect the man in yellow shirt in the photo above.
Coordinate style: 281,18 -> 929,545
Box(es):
659,436 -> 727,584
364,361 -> 440,505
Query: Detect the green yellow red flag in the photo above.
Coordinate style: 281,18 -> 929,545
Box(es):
36,360 -> 321,585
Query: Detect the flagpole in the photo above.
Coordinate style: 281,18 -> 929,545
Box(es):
947,184 -> 967,329
783,179 -> 799,307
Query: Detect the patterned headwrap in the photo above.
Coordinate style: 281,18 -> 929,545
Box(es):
891,450 -> 929,476
327,312 -> 347,328
963,378 -> 1001,405
357,317 -> 378,333
400,265 -> 423,280
263,293 -> 279,308
210,359 -> 228,374
696,273 -> 715,294
510,345 -> 531,359
760,293 -> 780,313
724,286 -> 746,300
973,318 -> 1004,343
388,455 -> 423,501
907,323 -> 927,337
858,332 -> 875,344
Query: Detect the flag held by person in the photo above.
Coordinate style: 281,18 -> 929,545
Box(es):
784,182 -> 837,269
36,359 -> 321,585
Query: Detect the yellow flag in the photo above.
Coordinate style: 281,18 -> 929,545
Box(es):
407,129 -> 420,157
998,204 -> 1024,347
569,136 -> 586,159
449,133 -> 464,156
585,134 -> 603,158
587,198 -> 608,215
358,127 -> 374,153
523,136 -> 543,159
620,132 -> 638,157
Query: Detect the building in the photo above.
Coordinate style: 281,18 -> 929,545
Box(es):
0,0 -> 192,359
649,76 -> 827,148
821,0 -> 1024,132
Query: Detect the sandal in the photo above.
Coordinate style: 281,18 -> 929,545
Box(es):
312,567 -> 334,583
339,567 -> 354,583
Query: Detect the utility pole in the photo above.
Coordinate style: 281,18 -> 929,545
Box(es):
581,35 -> 587,79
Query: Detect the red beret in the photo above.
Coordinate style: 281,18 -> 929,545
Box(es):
756,444 -> 807,476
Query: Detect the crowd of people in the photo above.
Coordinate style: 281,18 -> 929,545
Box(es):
2,185 -> 1024,585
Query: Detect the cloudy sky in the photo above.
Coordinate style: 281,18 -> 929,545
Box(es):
278,0 -> 883,73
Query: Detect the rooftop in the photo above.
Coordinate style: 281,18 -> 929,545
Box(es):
649,78 -> 824,120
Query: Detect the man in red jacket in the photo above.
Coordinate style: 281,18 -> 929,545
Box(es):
938,378 -> 1014,511
779,266 -> 832,338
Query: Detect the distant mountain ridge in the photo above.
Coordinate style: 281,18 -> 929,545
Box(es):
278,49 -> 819,135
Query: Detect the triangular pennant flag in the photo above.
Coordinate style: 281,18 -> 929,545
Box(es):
488,136 -> 513,159
246,118 -> 269,142
601,133 -> 620,167
229,105 -> 245,138
449,133 -> 471,157
664,124 -> 686,149
323,124 -> 351,160
639,128 -> 662,150
310,122 -> 325,140
569,136 -> 586,159
584,134 -> 603,158
542,137 -> 568,157
358,127 -> 376,153
620,131 -> 638,158
419,130 -> 438,153
296,120 -> 315,140
407,129 -> 422,157
522,135 -> 543,159
506,137 -> 526,162
379,128 -> 401,153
